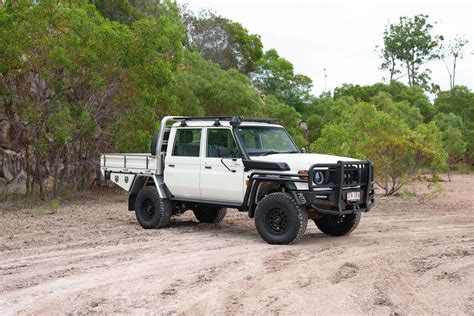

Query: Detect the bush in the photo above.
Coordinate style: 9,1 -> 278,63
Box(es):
311,103 -> 447,195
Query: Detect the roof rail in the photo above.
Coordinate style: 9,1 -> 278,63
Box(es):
175,116 -> 279,125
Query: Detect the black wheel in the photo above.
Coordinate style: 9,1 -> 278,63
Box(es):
135,186 -> 172,229
314,213 -> 361,236
255,192 -> 308,244
150,130 -> 160,156
193,207 -> 227,223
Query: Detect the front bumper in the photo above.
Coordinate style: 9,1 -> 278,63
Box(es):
295,160 -> 375,215
245,160 -> 375,217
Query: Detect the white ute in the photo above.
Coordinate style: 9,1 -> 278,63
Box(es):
101,116 -> 375,244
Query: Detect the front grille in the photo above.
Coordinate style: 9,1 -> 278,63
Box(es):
344,164 -> 360,185
309,160 -> 373,189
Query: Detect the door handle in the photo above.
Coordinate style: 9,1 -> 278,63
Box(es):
205,166 -> 212,169
168,164 -> 175,167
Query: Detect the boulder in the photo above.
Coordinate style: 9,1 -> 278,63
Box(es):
7,170 -> 27,195
0,149 -> 23,182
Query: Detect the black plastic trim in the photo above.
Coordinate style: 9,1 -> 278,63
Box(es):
170,197 -> 242,209
242,159 -> 291,172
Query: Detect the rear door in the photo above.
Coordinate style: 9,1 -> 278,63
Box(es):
200,128 -> 245,204
164,128 -> 203,198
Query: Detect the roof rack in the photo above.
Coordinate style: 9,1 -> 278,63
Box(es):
175,116 -> 279,126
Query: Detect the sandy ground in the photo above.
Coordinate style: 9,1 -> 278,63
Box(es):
0,174 -> 473,315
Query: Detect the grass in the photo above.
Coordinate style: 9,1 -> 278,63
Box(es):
36,198 -> 60,215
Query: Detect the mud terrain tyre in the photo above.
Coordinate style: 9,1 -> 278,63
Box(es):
193,207 -> 227,223
135,186 -> 172,229
255,192 -> 308,244
314,213 -> 361,236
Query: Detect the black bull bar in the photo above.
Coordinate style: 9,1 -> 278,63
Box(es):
246,160 -> 375,216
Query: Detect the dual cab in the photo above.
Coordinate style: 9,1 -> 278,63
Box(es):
101,116 -> 375,244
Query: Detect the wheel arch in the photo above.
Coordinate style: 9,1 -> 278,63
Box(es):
128,175 -> 170,211
247,180 -> 297,218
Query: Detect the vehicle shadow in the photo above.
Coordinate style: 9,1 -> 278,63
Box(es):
126,216 -> 350,245
170,218 -> 262,241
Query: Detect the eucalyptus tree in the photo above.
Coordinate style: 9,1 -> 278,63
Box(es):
380,14 -> 443,89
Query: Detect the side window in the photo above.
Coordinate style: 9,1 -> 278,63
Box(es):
207,129 -> 240,158
173,129 -> 201,157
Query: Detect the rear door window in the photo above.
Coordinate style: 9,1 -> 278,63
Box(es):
172,129 -> 201,157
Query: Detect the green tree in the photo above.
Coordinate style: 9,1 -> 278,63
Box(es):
380,14 -> 443,89
91,0 -> 140,24
434,86 -> 474,158
334,82 -> 434,121
174,51 -> 262,116
311,103 -> 447,195
183,10 -> 263,74
0,0 -> 184,196
91,0 -> 173,23
262,96 -> 305,147
433,112 -> 467,178
251,49 -> 313,112
369,92 -> 423,128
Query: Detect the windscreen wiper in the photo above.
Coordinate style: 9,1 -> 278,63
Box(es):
260,150 -> 298,156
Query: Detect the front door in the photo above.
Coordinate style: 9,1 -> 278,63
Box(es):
164,128 -> 203,198
200,128 -> 245,204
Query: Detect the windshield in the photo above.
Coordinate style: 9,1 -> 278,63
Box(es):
238,126 -> 299,156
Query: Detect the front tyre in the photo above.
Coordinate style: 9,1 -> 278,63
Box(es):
255,192 -> 308,245
313,213 -> 361,236
193,207 -> 227,223
135,186 -> 172,229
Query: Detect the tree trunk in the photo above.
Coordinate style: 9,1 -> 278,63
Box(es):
452,57 -> 457,88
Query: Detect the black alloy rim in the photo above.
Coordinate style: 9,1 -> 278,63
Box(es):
266,207 -> 288,233
142,199 -> 155,221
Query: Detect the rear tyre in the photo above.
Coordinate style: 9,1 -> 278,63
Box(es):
313,213 -> 361,236
255,192 -> 308,245
135,186 -> 172,229
193,207 -> 227,223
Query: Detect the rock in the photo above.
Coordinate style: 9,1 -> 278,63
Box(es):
0,149 -> 23,181
46,176 -> 55,192
0,119 -> 11,149
7,170 -> 27,194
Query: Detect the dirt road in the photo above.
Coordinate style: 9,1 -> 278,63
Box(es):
1,174 -> 473,315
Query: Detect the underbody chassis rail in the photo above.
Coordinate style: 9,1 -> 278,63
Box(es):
245,160 -> 375,216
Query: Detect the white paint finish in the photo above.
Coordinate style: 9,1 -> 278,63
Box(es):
199,127 -> 246,203
163,127 -> 204,198
102,121 -> 362,198
110,173 -> 136,191
164,156 -> 202,198
200,157 -> 245,203
251,153 -> 357,170
101,154 -> 157,175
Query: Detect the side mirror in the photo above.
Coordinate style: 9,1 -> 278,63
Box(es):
300,147 -> 307,153
218,147 -> 232,157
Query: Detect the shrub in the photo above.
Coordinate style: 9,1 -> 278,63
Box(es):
311,103 -> 447,195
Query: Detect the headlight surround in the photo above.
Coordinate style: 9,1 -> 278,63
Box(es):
313,170 -> 325,185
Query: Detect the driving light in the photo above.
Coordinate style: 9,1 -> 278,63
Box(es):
313,171 -> 325,185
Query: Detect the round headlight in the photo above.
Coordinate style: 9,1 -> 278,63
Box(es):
313,171 -> 325,185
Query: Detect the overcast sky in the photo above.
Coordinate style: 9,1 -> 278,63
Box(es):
183,0 -> 473,95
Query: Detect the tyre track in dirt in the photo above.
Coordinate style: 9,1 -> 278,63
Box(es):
0,174 -> 473,315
